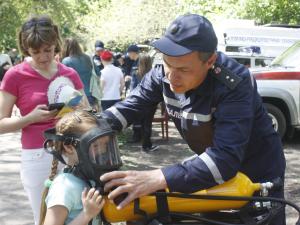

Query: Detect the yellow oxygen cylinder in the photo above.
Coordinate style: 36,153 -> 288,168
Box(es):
102,172 -> 262,223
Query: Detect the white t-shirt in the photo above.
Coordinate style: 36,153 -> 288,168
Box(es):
100,64 -> 123,100
0,54 -> 12,66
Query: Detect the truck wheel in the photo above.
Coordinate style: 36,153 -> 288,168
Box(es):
264,103 -> 286,138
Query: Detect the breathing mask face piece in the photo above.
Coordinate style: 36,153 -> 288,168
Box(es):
88,135 -> 119,166
43,118 -> 122,188
78,125 -> 122,185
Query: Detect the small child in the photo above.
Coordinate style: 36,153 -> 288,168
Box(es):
39,110 -> 111,225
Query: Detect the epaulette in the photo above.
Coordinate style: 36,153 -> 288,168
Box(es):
211,63 -> 242,90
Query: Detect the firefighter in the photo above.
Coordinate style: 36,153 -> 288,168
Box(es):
100,14 -> 286,225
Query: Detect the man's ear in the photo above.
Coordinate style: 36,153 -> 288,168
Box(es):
206,53 -> 217,69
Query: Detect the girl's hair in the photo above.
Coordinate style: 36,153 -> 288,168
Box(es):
39,110 -> 97,225
61,38 -> 83,59
137,53 -> 153,78
18,15 -> 62,56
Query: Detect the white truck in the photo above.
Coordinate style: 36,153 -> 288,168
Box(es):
251,40 -> 300,138
215,19 -> 300,68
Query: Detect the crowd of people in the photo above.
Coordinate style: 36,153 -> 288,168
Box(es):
0,13 -> 286,225
0,14 -> 160,225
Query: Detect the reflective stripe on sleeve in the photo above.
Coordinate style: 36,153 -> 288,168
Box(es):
198,152 -> 224,184
182,111 -> 212,122
163,95 -> 181,108
250,73 -> 254,87
106,106 -> 128,128
181,154 -> 198,164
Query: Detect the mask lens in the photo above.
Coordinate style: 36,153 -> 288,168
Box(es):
88,135 -> 121,168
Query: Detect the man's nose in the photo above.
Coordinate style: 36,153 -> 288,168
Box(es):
167,69 -> 179,82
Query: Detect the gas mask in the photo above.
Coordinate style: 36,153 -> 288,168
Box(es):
43,118 -> 122,190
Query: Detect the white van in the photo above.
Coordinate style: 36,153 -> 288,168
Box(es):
215,19 -> 300,67
226,50 -> 274,68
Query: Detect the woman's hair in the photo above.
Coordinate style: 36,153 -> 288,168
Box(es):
39,110 -> 97,225
61,38 -> 83,59
18,15 -> 62,56
137,53 -> 153,77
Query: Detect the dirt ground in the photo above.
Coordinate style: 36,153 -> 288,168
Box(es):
120,122 -> 300,224
0,121 -> 299,224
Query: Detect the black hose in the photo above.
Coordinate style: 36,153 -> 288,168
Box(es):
151,192 -> 300,225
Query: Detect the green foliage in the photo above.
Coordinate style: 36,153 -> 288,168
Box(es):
239,0 -> 300,25
0,0 -> 91,52
0,2 -> 20,51
1,0 -> 300,54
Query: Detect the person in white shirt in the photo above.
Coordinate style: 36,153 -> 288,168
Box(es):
0,53 -> 13,83
100,50 -> 125,111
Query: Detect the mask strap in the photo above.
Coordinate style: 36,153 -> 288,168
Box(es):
43,128 -> 80,165
43,139 -> 67,165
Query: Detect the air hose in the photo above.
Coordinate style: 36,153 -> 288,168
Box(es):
150,192 -> 300,225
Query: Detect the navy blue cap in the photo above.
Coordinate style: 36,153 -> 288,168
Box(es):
152,14 -> 218,56
127,44 -> 139,53
95,40 -> 104,50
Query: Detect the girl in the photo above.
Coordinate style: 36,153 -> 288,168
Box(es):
40,110 -> 106,225
129,53 -> 158,152
0,15 -> 89,224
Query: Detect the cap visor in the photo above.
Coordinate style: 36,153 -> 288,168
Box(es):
152,37 -> 192,56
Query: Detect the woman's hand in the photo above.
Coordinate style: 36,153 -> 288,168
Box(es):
82,188 -> 105,220
25,104 -> 58,124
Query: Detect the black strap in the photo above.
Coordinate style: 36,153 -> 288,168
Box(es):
239,210 -> 258,225
134,198 -> 148,219
155,192 -> 171,223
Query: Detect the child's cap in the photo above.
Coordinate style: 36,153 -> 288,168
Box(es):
47,76 -> 83,117
48,76 -> 82,106
100,50 -> 113,61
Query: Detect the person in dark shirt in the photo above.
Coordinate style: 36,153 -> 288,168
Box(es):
92,40 -> 105,76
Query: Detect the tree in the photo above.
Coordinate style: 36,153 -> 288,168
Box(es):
0,2 -> 20,51
1,0 -> 300,54
0,0 -> 90,52
239,0 -> 300,25
77,0 -> 246,52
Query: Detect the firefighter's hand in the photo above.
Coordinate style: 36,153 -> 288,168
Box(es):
100,169 -> 167,209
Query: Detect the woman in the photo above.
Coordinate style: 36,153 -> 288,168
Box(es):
0,15 -> 89,225
62,38 -> 100,111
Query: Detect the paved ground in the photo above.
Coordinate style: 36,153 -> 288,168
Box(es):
0,122 -> 299,225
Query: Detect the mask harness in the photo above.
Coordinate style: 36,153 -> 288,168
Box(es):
43,117 -> 122,194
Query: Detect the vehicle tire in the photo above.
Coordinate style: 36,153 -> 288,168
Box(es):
264,103 -> 286,138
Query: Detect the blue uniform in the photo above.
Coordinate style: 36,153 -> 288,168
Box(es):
103,52 -> 285,201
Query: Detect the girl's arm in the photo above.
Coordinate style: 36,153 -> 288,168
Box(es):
100,79 -> 105,97
120,76 -> 125,96
43,205 -> 68,225
100,79 -> 105,91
